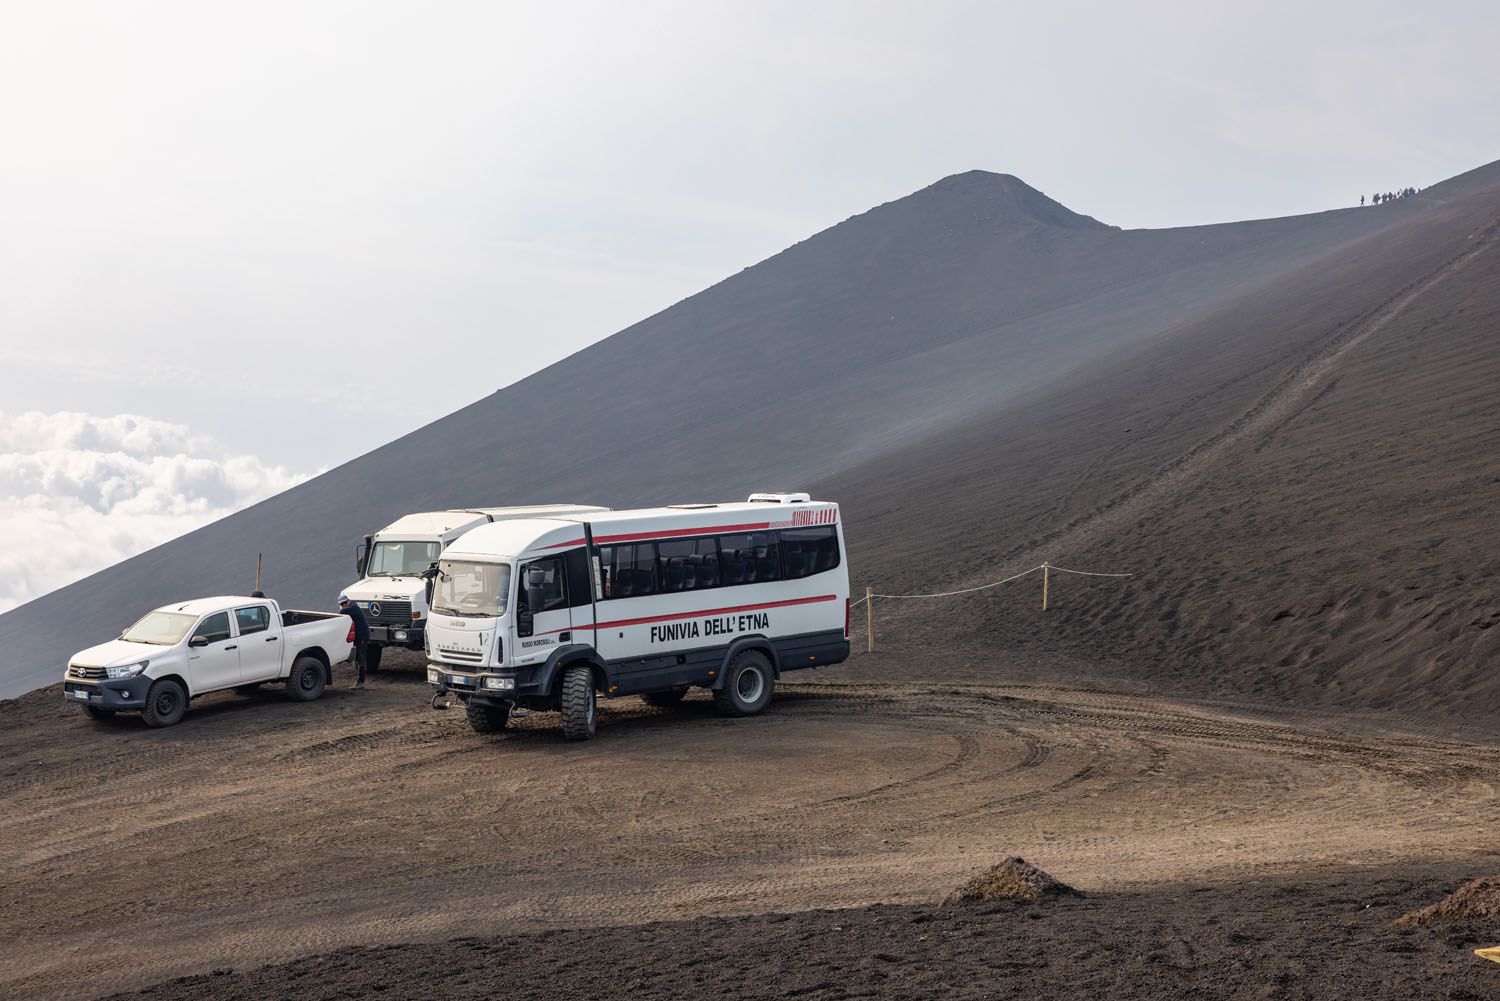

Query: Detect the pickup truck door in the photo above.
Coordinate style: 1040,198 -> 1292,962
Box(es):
186,611 -> 240,692
233,604 -> 281,682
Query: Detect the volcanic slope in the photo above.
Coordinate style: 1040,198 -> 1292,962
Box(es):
822,159 -> 1500,717
3,163 -> 1496,699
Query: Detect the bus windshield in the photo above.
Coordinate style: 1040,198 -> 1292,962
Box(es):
433,560 -> 511,618
368,540 -> 442,577
121,611 -> 198,646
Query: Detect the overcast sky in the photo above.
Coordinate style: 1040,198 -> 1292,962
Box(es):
2,0 -> 1498,609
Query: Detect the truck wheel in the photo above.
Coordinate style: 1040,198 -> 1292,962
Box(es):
713,650 -> 775,717
82,705 -> 116,721
559,665 -> 597,741
466,701 -> 510,734
365,644 -> 383,674
142,678 -> 188,728
641,687 -> 688,708
286,656 -> 326,702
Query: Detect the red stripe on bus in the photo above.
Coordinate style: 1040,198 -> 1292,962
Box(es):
593,522 -> 773,544
536,537 -> 587,549
538,594 -> 838,634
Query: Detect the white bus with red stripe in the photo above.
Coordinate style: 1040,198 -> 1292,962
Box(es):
424,493 -> 850,739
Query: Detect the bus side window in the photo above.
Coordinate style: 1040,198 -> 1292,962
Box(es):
778,527 -> 839,579
599,543 -> 658,598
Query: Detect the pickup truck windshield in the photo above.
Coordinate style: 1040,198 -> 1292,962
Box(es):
121,611 -> 198,645
369,540 -> 442,577
433,560 -> 511,618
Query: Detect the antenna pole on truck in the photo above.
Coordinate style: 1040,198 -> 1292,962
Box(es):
255,553 -> 262,593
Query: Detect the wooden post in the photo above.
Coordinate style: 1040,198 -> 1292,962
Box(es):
865,587 -> 874,653
255,553 -> 262,593
1041,562 -> 1049,611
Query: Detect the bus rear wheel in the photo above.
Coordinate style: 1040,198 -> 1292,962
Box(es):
713,650 -> 774,717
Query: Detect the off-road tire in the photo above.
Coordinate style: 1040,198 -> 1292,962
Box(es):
641,687 -> 688,708
466,701 -> 510,734
713,650 -> 775,717
365,644 -> 383,674
559,665 -> 597,741
285,656 -> 326,702
142,678 -> 188,728
82,704 -> 116,721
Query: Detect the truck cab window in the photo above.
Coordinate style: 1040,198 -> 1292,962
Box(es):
235,606 -> 270,635
193,612 -> 232,644
519,557 -> 567,612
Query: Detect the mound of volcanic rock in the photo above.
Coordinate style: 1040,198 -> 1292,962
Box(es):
1396,876 -> 1500,926
943,857 -> 1083,906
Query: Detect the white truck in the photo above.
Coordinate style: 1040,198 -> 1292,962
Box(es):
346,505 -> 608,672
63,596 -> 353,727
425,493 -> 851,740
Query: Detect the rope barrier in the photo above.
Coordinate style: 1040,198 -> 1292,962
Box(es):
847,560 -> 1132,651
1044,565 -> 1134,578
848,562 -> 1132,605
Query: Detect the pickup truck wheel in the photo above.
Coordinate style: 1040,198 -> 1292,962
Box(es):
365,644 -> 383,673
559,665 -> 597,741
286,656 -> 326,702
641,687 -> 688,708
142,678 -> 188,728
466,701 -> 510,733
713,650 -> 775,717
81,705 -> 116,721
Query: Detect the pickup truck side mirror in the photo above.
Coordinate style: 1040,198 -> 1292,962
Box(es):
188,636 -> 209,648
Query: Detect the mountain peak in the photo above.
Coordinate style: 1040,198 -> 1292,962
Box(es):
915,170 -> 1113,231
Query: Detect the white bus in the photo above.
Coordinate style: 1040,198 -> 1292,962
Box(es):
424,493 -> 850,739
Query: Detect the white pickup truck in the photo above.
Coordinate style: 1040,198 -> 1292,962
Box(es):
63,596 -> 353,727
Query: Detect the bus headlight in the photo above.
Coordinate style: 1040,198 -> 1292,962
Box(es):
482,676 -> 515,691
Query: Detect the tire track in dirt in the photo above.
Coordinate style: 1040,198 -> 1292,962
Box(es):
5,680 -> 1500,1001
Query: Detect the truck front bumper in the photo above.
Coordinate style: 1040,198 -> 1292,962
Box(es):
63,678 -> 148,710
428,665 -> 545,702
370,623 -> 425,648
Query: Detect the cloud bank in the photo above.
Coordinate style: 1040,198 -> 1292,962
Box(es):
0,411 -> 310,613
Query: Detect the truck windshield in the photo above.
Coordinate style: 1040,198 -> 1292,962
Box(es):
369,541 -> 442,577
121,611 -> 198,646
432,560 -> 511,618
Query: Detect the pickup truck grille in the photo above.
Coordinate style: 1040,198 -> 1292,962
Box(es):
69,665 -> 107,679
362,600 -> 412,626
437,647 -> 484,663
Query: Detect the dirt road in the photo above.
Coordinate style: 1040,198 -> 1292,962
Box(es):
3,660 -> 1497,1000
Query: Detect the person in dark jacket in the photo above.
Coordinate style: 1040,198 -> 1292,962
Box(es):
338,594 -> 370,690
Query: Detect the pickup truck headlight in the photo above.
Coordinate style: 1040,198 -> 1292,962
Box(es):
106,661 -> 149,679
482,676 -> 515,691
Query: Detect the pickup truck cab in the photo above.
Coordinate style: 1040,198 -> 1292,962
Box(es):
63,596 -> 353,727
